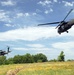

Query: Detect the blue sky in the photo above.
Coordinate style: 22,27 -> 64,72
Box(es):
0,0 -> 74,60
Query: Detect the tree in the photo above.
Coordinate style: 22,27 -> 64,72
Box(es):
13,55 -> 22,64
58,51 -> 65,61
1,53 -> 48,65
0,56 -> 6,65
24,53 -> 34,63
6,58 -> 14,64
33,53 -> 48,62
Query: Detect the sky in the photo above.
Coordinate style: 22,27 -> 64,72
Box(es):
0,0 -> 74,60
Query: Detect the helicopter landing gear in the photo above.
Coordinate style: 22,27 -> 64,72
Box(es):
66,31 -> 68,33
58,32 -> 61,34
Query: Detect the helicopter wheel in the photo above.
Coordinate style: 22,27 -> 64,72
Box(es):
66,31 -> 68,33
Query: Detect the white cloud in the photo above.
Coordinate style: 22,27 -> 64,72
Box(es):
0,12 -> 7,20
36,9 -> 42,13
12,43 -> 51,53
44,8 -> 53,14
0,10 -> 11,22
32,13 -> 37,16
1,0 -> 16,6
50,8 -> 53,12
13,43 -> 47,51
52,41 -> 74,59
13,47 -> 50,51
44,10 -> 49,14
38,0 -> 52,6
5,24 -> 12,27
16,13 -> 24,18
16,12 -> 30,17
62,1 -> 74,7
26,44 -> 45,48
5,24 -> 15,27
52,41 -> 74,50
0,26 -> 58,41
0,12 -> 6,19
24,13 -> 30,16
53,0 -> 57,3
0,26 -> 74,41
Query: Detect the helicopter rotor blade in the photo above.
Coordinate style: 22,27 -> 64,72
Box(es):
55,24 -> 61,29
55,9 -> 73,29
55,21 -> 64,29
63,9 -> 73,21
38,9 -> 73,29
38,22 -> 60,26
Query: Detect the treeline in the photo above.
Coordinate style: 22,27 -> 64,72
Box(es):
0,53 -> 48,65
0,51 -> 73,65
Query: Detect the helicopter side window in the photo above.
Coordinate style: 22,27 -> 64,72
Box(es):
61,25 -> 65,29
61,22 -> 67,30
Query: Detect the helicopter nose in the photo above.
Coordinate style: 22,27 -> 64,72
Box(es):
58,29 -> 61,34
58,32 -> 61,34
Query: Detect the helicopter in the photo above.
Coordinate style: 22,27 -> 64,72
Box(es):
38,9 -> 74,34
0,46 -> 11,56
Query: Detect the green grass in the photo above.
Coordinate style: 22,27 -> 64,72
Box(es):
19,70 -> 74,75
17,62 -> 74,75
0,62 -> 74,75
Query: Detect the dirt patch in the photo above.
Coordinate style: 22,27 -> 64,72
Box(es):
6,68 -> 23,75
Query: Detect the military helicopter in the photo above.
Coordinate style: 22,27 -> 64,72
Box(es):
38,9 -> 74,34
0,46 -> 11,56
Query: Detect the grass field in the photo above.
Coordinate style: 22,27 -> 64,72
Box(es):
0,62 -> 74,75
